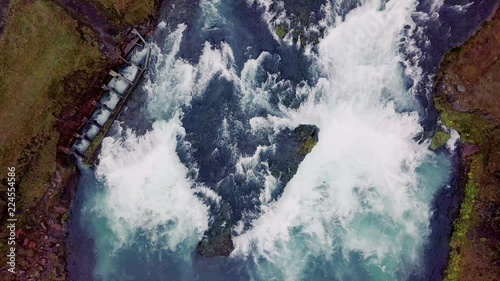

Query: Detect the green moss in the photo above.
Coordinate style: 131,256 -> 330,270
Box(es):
300,36 -> 306,48
434,97 -> 491,145
445,154 -> 481,281
437,96 -> 498,280
0,1 -> 105,265
61,212 -> 69,224
437,93 -> 485,280
434,79 -> 496,280
92,0 -> 155,25
430,131 -> 451,150
300,136 -> 317,155
440,93 -> 491,281
276,25 -> 287,39
84,131 -> 105,164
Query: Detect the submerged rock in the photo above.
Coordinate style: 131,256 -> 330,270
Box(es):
197,124 -> 319,257
267,124 -> 319,185
272,0 -> 326,46
197,226 -> 234,257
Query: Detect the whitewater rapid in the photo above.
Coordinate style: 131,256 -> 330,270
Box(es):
83,0 -> 454,280
232,1 -> 446,280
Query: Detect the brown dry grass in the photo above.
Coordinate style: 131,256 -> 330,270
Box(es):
0,0 -> 102,166
0,0 -> 103,240
94,0 -> 155,25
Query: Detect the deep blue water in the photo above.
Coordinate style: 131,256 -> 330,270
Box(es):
67,1 -> 498,281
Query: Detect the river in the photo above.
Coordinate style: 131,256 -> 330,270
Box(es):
67,0 -> 498,280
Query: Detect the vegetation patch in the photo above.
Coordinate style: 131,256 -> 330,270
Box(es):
436,64 -> 498,281
0,0 -> 103,175
0,0 -> 102,264
430,131 -> 451,150
300,135 -> 317,155
93,0 -> 155,25
84,130 -> 105,164
0,0 -> 102,167
0,0 -> 158,278
435,11 -> 500,279
445,154 -> 482,281
434,97 -> 492,146
276,24 -> 287,39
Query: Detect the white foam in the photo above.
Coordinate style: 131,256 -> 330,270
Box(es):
446,128 -> 460,151
131,47 -> 149,65
259,170 -> 278,205
91,1 -> 451,279
200,0 -> 228,32
146,24 -> 237,118
85,124 -> 100,140
93,24 -> 235,254
194,184 -> 222,206
235,145 -> 271,180
450,2 -> 473,13
94,109 -> 111,126
101,92 -> 120,110
74,138 -> 90,153
232,0 -> 444,279
95,117 -> 209,251
158,20 -> 167,29
107,77 -> 128,95
121,65 -> 139,82
240,51 -> 279,112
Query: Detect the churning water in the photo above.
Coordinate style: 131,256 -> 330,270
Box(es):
67,0 -> 497,280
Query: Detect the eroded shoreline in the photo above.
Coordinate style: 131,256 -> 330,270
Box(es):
433,7 -> 500,280
0,0 -> 162,279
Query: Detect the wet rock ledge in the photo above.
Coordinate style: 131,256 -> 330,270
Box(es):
197,124 -> 319,257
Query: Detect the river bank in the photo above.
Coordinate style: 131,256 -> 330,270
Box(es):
433,7 -> 499,280
0,0 -> 161,280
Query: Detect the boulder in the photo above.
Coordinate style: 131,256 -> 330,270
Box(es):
196,124 -> 319,257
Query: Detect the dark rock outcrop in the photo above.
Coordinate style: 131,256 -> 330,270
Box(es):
272,0 -> 326,46
268,124 -> 319,185
197,226 -> 234,257
197,124 -> 319,257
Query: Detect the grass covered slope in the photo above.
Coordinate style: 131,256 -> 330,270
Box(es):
0,0 -> 156,279
0,0 -> 103,213
93,0 -> 155,25
433,9 -> 500,281
0,1 -> 104,279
